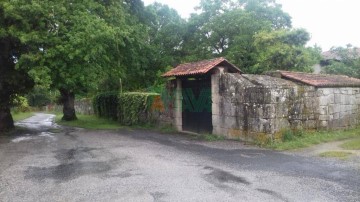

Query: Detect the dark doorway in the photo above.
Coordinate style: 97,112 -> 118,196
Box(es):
182,77 -> 212,134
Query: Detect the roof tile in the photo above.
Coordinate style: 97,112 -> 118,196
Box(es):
162,57 -> 242,77
277,71 -> 360,87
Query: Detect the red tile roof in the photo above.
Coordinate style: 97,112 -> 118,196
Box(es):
162,57 -> 242,77
277,71 -> 360,87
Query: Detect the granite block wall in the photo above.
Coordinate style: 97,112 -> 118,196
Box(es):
216,73 -> 360,141
317,87 -> 360,129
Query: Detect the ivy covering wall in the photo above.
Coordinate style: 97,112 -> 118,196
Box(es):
93,92 -> 160,125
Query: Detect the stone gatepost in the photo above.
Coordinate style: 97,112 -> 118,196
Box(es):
212,67 -> 226,135
174,78 -> 182,131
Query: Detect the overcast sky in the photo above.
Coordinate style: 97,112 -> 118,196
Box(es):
142,0 -> 360,51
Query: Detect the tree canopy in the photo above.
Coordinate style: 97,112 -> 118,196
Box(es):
181,0 -> 319,73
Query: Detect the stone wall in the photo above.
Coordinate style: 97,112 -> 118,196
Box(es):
46,99 -> 94,115
216,73 -> 360,141
74,99 -> 94,115
317,87 -> 360,129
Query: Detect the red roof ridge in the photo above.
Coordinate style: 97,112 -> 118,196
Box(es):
162,57 -> 241,77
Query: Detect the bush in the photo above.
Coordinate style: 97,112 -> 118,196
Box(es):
93,92 -> 119,120
26,88 -> 52,107
11,95 -> 31,112
93,92 -> 160,125
118,92 -> 158,125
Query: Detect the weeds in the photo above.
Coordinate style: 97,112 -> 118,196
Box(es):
319,151 -> 353,159
195,134 -> 225,141
268,127 -> 360,150
340,138 -> 360,150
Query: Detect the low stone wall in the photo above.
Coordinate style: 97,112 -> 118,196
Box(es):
216,73 -> 360,141
74,98 -> 94,115
46,99 -> 94,115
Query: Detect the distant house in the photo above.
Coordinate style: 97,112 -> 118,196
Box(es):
313,47 -> 360,73
163,57 -> 360,142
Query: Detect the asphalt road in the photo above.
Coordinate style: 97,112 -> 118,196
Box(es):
0,113 -> 359,202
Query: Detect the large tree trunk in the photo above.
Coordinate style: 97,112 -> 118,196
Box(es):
59,89 -> 77,121
0,38 -> 15,132
0,105 -> 14,132
0,36 -> 34,133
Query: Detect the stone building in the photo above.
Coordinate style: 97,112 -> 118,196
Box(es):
162,57 -> 360,141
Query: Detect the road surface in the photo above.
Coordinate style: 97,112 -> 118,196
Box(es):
0,113 -> 359,202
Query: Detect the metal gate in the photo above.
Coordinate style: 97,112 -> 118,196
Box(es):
182,77 -> 212,134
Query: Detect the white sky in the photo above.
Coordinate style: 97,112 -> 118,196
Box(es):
142,0 -> 360,51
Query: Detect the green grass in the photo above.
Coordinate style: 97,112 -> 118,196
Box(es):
11,111 -> 34,121
129,123 -> 176,133
268,128 -> 360,150
319,151 -> 353,159
56,114 -> 124,130
193,133 -> 225,141
340,137 -> 360,150
55,114 -> 179,133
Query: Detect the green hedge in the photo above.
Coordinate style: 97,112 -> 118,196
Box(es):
93,92 -> 119,120
93,92 -> 159,125
118,92 -> 159,125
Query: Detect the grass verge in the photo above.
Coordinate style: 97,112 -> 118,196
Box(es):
194,134 -> 225,141
55,114 -> 124,130
130,123 -> 178,134
11,111 -> 34,121
55,114 -> 179,134
319,151 -> 353,159
340,137 -> 360,150
268,128 -> 360,150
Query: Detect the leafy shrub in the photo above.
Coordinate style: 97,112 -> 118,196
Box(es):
118,92 -> 158,125
93,92 -> 160,125
93,92 -> 119,120
11,95 -> 31,112
281,129 -> 304,142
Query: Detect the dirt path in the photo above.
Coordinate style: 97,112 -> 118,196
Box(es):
291,138 -> 360,166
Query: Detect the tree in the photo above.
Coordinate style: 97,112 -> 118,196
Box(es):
1,0 -> 136,124
0,1 -> 45,131
144,3 -> 186,68
182,0 -> 318,74
251,29 -> 321,73
238,0 -> 292,29
23,0 -> 133,120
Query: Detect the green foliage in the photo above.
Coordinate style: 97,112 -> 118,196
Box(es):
322,45 -> 360,78
280,129 -> 304,142
196,134 -> 225,141
118,92 -> 159,125
26,87 -> 52,107
319,151 -> 352,159
93,92 -> 120,120
181,0 -> 317,74
251,29 -> 321,73
11,95 -> 31,113
93,92 -> 159,126
268,127 -> 360,150
11,112 -> 34,122
340,137 -> 360,150
56,114 -> 123,130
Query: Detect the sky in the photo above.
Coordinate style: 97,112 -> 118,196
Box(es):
142,0 -> 360,51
